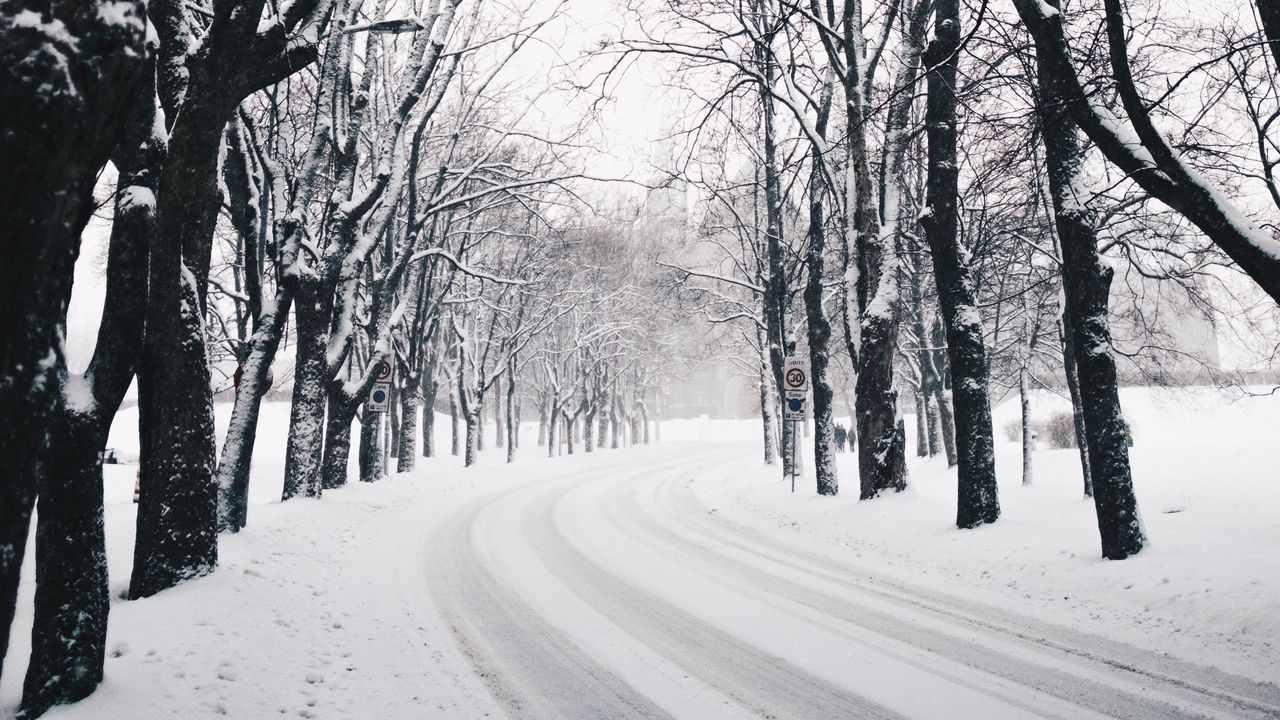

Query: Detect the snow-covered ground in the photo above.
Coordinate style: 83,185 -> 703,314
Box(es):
686,386 -> 1280,686
0,387 -> 1276,718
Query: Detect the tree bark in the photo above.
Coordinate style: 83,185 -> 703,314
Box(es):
217,291 -> 291,532
398,382 -> 420,472
803,80 -> 838,495
20,56 -> 156,710
1032,13 -> 1146,558
321,394 -> 358,490
1059,315 -> 1093,497
0,0 -> 148,679
1020,367 -> 1033,486
359,410 -> 383,483
922,0 -> 1000,527
282,286 -> 333,499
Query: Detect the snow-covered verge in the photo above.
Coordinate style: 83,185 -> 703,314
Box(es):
0,403 -> 542,719
680,386 -> 1280,685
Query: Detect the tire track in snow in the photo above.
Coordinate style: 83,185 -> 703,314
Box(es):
524,447 -> 905,720
424,449 -> 733,720
628,457 -> 1280,719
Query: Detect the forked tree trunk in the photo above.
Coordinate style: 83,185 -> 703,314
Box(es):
21,67 -> 155,711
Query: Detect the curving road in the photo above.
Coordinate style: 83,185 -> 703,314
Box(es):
424,443 -> 1280,720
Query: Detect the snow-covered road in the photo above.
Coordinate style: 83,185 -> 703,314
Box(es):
425,442 -> 1280,720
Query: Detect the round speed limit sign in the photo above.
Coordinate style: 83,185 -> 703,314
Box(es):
785,367 -> 806,389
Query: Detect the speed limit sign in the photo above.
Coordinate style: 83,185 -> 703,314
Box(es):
783,356 -> 808,392
373,358 -> 394,383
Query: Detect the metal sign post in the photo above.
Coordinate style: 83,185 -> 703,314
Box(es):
782,353 -> 809,493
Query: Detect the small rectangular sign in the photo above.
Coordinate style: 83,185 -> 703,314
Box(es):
367,382 -> 391,412
783,393 -> 807,421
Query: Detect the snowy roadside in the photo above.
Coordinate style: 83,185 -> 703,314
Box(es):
0,403 -> 629,720
679,386 -> 1280,686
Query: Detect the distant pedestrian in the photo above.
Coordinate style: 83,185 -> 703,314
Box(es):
834,424 -> 847,452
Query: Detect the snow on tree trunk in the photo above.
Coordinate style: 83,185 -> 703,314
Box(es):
915,392 -> 929,458
538,402 -> 548,447
132,268 -> 218,599
802,82 -> 839,496
322,400 -> 357,490
493,377 -> 504,449
22,59 -> 157,709
921,0 -> 999,527
1034,28 -> 1146,559
422,400 -> 436,459
1059,315 -> 1093,497
282,287 -> 333,499
757,308 -> 779,465
0,0 -> 148,681
758,48 -> 795,480
934,385 -> 958,468
450,387 -> 460,456
359,410 -> 383,483
217,292 -> 291,531
398,384 -> 421,472
464,411 -> 480,467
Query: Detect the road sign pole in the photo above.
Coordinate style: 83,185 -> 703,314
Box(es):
783,415 -> 793,491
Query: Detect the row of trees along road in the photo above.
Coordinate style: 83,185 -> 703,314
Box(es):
627,0 -> 1280,557
5,0 -> 1280,715
0,0 -> 688,716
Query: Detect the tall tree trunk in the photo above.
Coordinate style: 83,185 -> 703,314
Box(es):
282,286 -> 332,499
546,405 -> 559,457
133,264 -> 218,599
915,391 -> 929,457
0,1 -> 146,680
20,61 -> 155,711
505,364 -> 517,463
1058,314 -> 1093,496
1033,18 -> 1146,559
321,395 -> 357,490
388,383 -> 401,463
359,410 -> 382,483
217,291 -> 291,532
398,382 -> 420,472
930,318 -> 959,466
758,48 -> 794,479
493,378 -> 504,449
538,400 -> 548,447
422,385 -> 437,459
464,410 -> 480,466
922,0 -> 1000,527
1020,367 -> 1033,486
449,385 -> 460,456
803,80 -> 838,495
